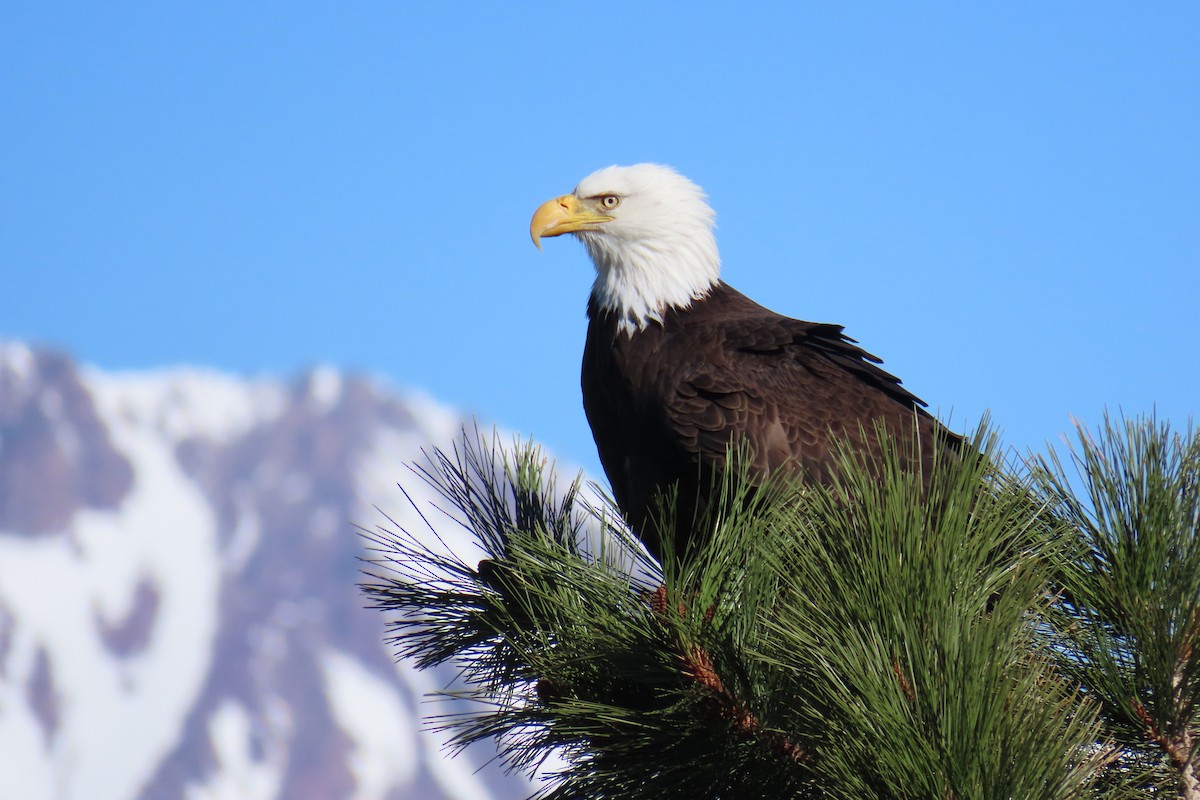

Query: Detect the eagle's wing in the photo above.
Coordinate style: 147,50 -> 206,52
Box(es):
663,315 -> 935,479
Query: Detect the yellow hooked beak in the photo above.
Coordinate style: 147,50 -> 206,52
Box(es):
530,194 -> 614,250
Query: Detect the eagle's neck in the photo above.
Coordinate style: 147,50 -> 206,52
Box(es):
581,231 -> 720,335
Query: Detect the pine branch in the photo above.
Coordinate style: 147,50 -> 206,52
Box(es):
363,423 -> 1124,798
1034,413 -> 1200,798
749,424 -> 1113,799
362,429 -> 820,797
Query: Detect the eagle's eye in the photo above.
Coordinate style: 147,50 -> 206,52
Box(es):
600,195 -> 621,210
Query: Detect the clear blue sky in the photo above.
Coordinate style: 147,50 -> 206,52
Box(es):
3,3 -> 1197,476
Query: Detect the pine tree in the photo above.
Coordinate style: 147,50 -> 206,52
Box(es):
361,415 -> 1200,799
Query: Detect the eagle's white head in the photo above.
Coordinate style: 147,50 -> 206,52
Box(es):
531,164 -> 721,333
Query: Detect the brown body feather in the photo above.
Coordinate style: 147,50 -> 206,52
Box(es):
582,281 -> 946,560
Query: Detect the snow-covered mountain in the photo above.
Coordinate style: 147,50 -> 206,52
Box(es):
0,341 -> 536,800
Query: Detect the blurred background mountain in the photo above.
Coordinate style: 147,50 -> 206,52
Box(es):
0,340 -> 535,800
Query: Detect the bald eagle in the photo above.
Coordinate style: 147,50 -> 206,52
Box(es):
531,164 -> 947,561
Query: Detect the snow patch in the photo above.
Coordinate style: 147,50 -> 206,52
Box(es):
356,427 -> 487,565
397,387 -> 463,447
321,649 -> 418,799
0,375 -> 224,800
307,366 -> 343,413
224,504 -> 262,574
85,367 -> 286,445
0,665 -> 57,799
185,701 -> 284,800
0,340 -> 35,382
397,661 -> 500,800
